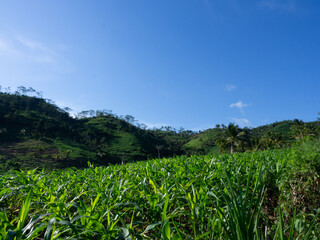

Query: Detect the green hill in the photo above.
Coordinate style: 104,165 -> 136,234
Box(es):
0,92 -> 188,170
0,90 -> 319,170
183,127 -> 224,154
184,120 -> 320,154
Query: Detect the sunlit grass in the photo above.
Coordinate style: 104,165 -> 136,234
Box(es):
0,142 -> 319,239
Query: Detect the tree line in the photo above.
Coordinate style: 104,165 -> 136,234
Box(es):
1,85 -> 319,163
214,118 -> 320,154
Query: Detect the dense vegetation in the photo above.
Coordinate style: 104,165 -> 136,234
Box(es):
1,86 -> 319,171
184,120 -> 320,155
0,141 -> 319,239
0,87 -> 193,170
1,86 -> 320,238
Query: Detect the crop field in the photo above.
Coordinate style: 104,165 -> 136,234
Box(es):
0,142 -> 320,239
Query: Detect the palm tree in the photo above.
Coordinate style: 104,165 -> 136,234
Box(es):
216,123 -> 245,153
290,119 -> 307,141
263,131 -> 283,149
250,137 -> 263,151
289,119 -> 317,142
215,138 -> 228,152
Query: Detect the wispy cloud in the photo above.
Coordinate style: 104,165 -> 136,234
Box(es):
16,36 -> 57,63
233,118 -> 250,127
230,101 -> 248,109
0,37 -> 20,56
225,84 -> 236,92
259,0 -> 296,12
0,35 -> 73,70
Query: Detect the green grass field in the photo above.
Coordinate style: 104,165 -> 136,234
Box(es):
0,141 -> 319,239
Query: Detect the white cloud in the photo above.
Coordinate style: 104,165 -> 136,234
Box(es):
259,0 -> 296,11
233,118 -> 250,127
225,84 -> 236,92
230,101 -> 248,109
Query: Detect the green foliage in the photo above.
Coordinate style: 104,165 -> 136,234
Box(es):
185,120 -> 320,155
1,89 -> 319,171
1,143 -> 319,238
215,123 -> 246,153
0,91 -> 190,169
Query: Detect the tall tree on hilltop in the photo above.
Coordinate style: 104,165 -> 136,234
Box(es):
263,131 -> 283,149
290,119 -> 311,141
215,138 -> 228,152
250,137 -> 263,151
216,123 -> 245,153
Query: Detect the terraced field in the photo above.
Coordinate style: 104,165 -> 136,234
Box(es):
0,142 -> 319,239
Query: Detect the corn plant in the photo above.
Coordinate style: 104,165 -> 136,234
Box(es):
0,143 -> 319,239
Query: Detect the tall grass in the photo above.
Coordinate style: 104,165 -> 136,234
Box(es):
0,142 -> 319,239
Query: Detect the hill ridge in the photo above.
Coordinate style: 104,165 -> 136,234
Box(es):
0,91 -> 319,170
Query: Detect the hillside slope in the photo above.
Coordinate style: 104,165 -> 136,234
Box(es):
183,120 -> 320,154
0,93 -> 187,170
0,91 -> 319,170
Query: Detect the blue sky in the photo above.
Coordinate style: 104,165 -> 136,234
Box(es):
0,0 -> 319,130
